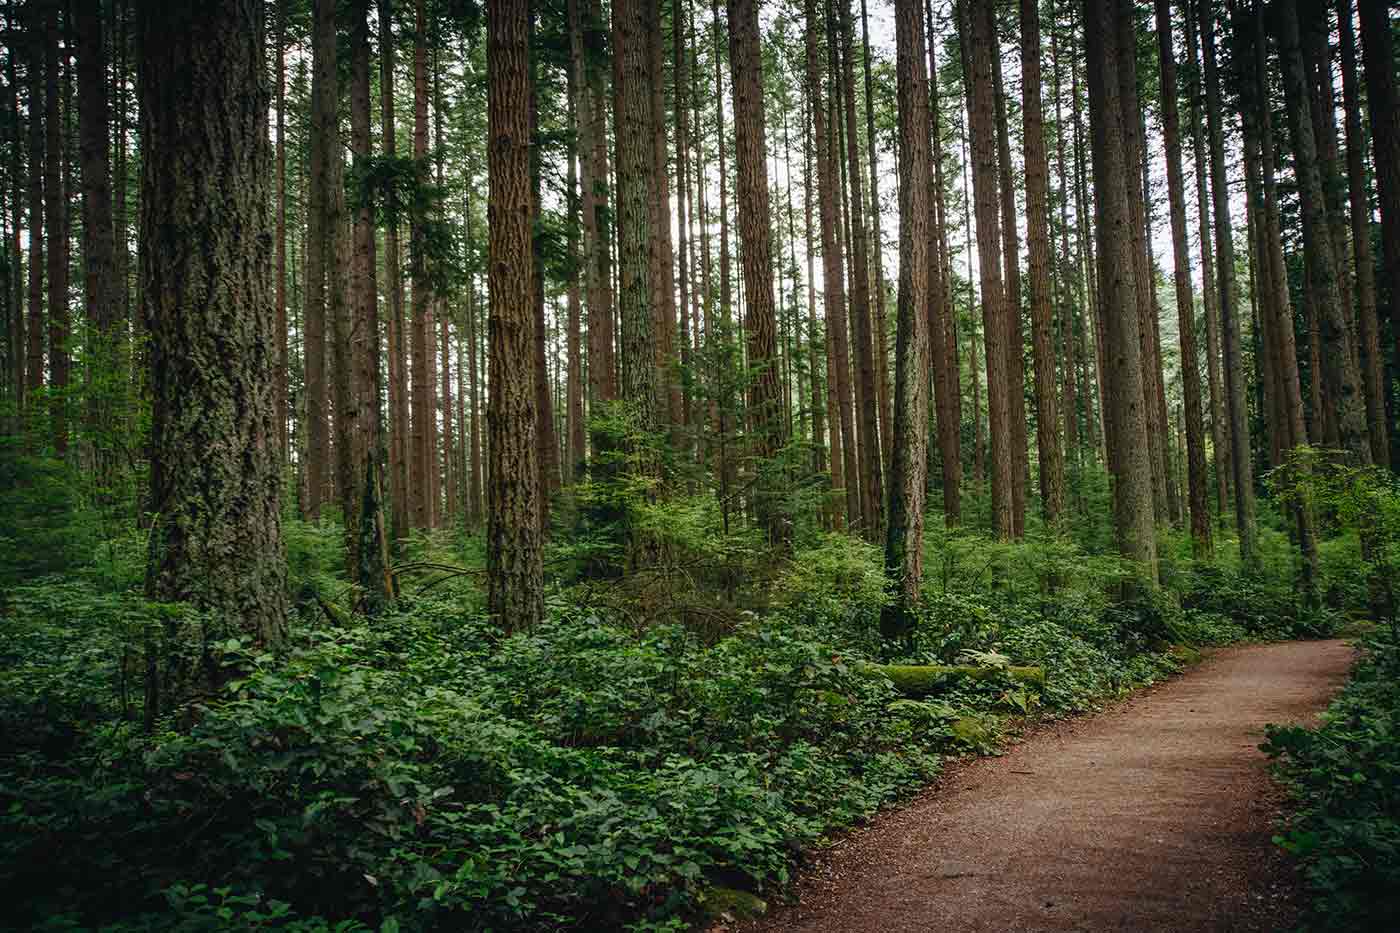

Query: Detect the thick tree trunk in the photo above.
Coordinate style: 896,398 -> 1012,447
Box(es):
486,0 -> 544,632
1200,0 -> 1256,566
1358,0 -> 1400,463
728,0 -> 788,546
882,0 -> 933,637
349,0 -> 388,606
140,0 -> 288,714
615,0 -> 658,427
1156,0 -> 1213,556
674,0 -> 694,450
1338,0 -> 1388,467
1275,0 -> 1370,464
274,0 -> 288,461
565,83 -> 585,481
965,0 -> 1015,541
1083,0 -> 1158,581
1021,0 -> 1066,530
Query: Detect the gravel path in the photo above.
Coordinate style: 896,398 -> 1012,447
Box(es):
733,639 -> 1356,933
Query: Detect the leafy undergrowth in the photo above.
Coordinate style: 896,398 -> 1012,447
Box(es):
1263,627 -> 1400,932
1,528 -> 1328,932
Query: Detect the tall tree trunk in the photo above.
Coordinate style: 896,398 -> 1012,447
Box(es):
965,0 -> 1015,541
728,0 -> 788,545
883,0 -> 933,637
1200,0 -> 1256,566
1339,0 -> 1387,467
837,0 -> 883,538
487,0 -> 540,633
274,0 -> 288,462
649,0 -> 683,436
926,0 -> 962,524
314,0 -> 356,565
140,0 -> 288,718
304,0 -> 333,519
991,20 -> 1030,536
1051,0 -> 1082,472
380,0 -> 410,544
1359,0 -> 1400,464
1183,0 -> 1230,518
674,0 -> 694,449
564,81 -> 585,481
76,0 -> 117,457
860,0 -> 892,472
1156,0 -> 1212,555
1113,0 -> 1168,522
25,5 -> 42,406
1275,0 -> 1370,464
6,31 -> 22,415
1084,0 -> 1158,581
1021,0 -> 1066,529
807,0 -> 858,528
615,0 -> 658,430
465,178 -> 483,523
410,0 -> 434,528
349,0 -> 388,606
44,0 -> 68,456
487,0 -> 543,632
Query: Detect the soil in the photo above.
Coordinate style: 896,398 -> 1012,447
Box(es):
728,639 -> 1356,933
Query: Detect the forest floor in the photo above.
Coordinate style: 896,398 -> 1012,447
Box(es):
728,639 -> 1357,933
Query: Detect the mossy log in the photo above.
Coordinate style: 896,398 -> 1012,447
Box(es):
867,663 -> 1046,696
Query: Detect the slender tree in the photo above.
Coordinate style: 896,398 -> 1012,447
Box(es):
1021,0 -> 1066,529
1156,0 -> 1212,554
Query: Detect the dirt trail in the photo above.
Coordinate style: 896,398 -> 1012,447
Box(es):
735,639 -> 1355,933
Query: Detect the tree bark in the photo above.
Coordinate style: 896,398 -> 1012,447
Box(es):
486,0 -> 543,632
806,0 -> 859,528
1021,0 -> 1067,529
1183,0 -> 1230,518
140,0 -> 288,713
837,0 -> 883,538
991,23 -> 1030,537
860,0 -> 892,473
965,0 -> 1015,541
76,0 -> 117,453
380,0 -> 410,543
1083,0 -> 1158,581
728,0 -> 789,545
411,0 -> 434,528
1155,0 -> 1213,555
1274,0 -> 1370,464
25,5 -> 42,405
44,0 -> 68,456
1200,0 -> 1256,566
926,0 -> 962,524
1338,0 -> 1388,467
1358,0 -> 1400,463
883,0 -> 933,637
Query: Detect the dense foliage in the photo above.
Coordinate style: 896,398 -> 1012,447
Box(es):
2,458 -> 1369,932
1264,627 -> 1400,932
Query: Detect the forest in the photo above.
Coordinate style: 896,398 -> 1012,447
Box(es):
2,0 -> 1399,929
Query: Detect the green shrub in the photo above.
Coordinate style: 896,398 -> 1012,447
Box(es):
1263,631 -> 1400,931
